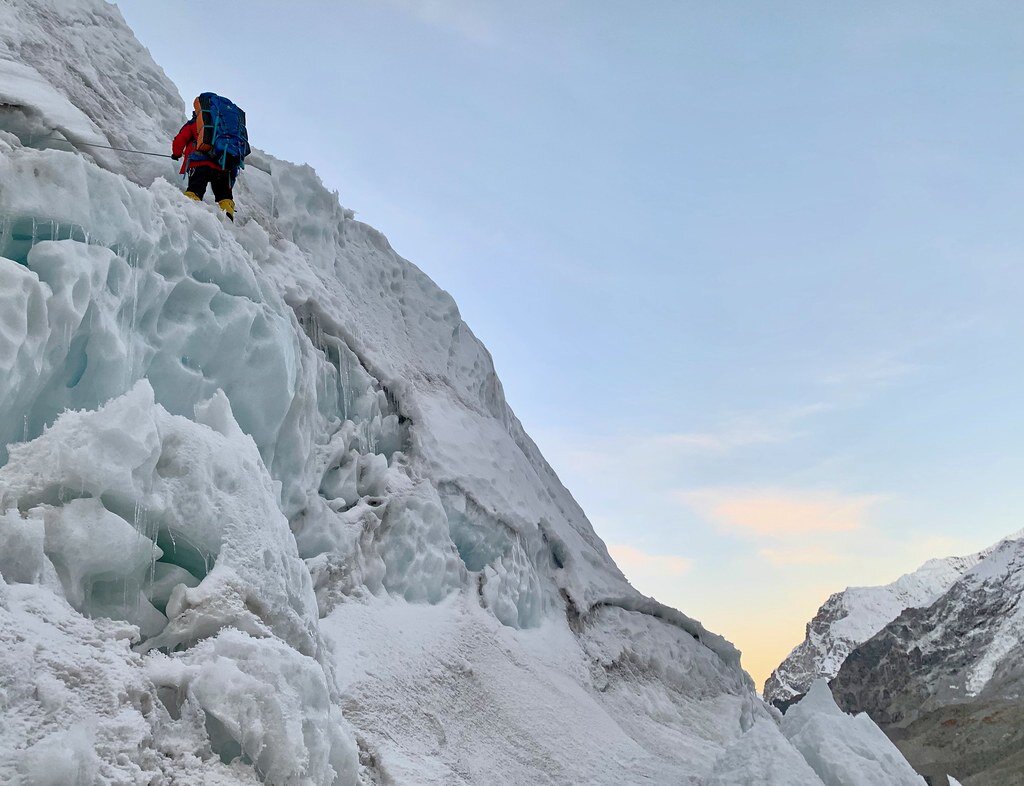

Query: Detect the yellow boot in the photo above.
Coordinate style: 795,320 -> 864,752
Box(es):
218,199 -> 235,222
183,191 -> 201,201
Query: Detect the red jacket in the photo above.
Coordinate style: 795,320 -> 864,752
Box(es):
171,117 -> 222,174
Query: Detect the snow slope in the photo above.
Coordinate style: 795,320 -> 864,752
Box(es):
0,1 -> 927,783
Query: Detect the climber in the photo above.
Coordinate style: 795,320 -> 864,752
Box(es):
170,93 -> 250,222
171,113 -> 236,220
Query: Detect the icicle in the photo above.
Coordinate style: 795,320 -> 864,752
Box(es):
84,578 -> 92,620
0,215 -> 9,257
165,527 -> 178,575
127,261 -> 140,380
339,350 -> 350,422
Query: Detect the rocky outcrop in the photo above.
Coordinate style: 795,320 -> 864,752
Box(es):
764,551 -> 984,708
831,536 -> 1024,785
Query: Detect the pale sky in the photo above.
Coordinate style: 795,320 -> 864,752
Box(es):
115,1 -> 1024,688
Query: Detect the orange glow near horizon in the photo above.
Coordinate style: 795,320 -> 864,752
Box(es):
610,530 -> 988,692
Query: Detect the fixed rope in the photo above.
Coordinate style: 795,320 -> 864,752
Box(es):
40,136 -> 174,159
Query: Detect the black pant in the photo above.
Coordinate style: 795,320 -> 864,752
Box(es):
186,167 -> 233,201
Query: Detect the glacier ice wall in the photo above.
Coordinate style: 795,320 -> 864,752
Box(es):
0,0 -> 727,650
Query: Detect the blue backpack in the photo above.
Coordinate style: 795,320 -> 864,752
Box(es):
192,92 -> 251,171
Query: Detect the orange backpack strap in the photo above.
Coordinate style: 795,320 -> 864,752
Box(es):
194,96 -> 213,152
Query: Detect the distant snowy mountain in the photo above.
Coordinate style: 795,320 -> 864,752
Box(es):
766,528 -> 1024,784
832,534 -> 1024,785
0,1 -> 934,784
764,549 -> 990,708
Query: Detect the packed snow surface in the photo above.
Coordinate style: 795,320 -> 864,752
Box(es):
0,0 -> 929,783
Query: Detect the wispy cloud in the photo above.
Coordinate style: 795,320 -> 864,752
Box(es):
649,426 -> 789,454
819,354 -> 918,392
649,401 -> 836,455
621,351 -> 920,461
378,0 -> 499,45
608,544 -> 692,579
758,545 -> 841,566
541,401 -> 833,478
678,488 -> 884,538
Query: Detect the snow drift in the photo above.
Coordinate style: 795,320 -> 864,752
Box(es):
0,1 -> 927,783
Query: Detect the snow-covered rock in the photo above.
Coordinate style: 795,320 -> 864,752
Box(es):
764,539 -> 1010,708
0,0 -> 927,783
769,529 -> 1024,784
831,534 -> 1024,785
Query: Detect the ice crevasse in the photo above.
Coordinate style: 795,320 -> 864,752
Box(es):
0,1 -> 929,784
